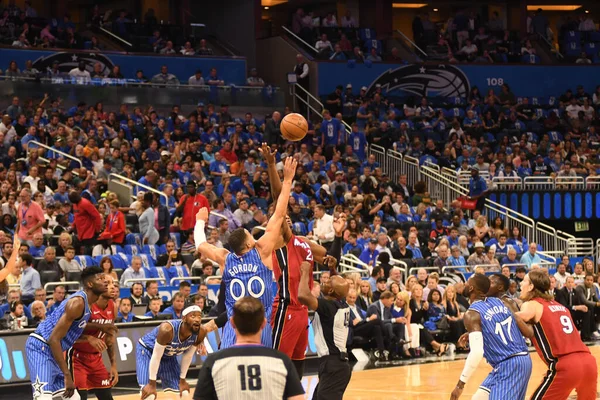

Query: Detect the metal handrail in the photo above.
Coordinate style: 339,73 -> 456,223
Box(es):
99,26 -> 133,47
123,277 -> 167,286
396,29 -> 428,58
30,140 -> 82,169
109,173 -> 168,205
293,83 -> 352,134
44,281 -> 80,291
282,25 -> 318,53
170,276 -> 204,286
537,32 -> 563,59
208,210 -> 228,229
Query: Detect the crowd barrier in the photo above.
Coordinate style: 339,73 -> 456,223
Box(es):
0,48 -> 247,85
317,62 -> 600,99
0,315 -> 319,385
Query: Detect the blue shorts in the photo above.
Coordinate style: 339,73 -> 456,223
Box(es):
136,342 -> 180,392
25,335 -> 66,398
220,321 -> 272,349
480,354 -> 532,400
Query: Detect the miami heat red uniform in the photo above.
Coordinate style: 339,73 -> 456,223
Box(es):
271,235 -> 314,360
68,300 -> 115,390
529,297 -> 597,400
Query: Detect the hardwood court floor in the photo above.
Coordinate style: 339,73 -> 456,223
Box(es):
113,346 -> 600,400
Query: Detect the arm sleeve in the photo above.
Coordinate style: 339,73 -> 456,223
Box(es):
215,312 -> 228,328
459,331 -> 484,384
179,345 -> 197,379
149,343 -> 167,380
328,235 -> 343,264
282,356 -> 305,398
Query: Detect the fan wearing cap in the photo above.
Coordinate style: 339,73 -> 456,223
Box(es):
137,305 -> 217,400
467,242 -> 488,266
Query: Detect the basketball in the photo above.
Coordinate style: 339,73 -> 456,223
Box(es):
280,113 -> 308,141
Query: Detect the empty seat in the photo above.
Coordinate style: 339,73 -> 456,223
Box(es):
40,270 -> 60,287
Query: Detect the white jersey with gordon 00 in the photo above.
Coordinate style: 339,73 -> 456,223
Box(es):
193,345 -> 304,400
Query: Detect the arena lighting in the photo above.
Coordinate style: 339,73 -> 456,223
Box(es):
261,0 -> 287,6
433,8 -> 439,11
264,6 -> 269,10
392,3 -> 428,8
525,5 -> 582,11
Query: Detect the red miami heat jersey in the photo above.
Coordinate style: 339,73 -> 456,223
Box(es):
272,235 -> 314,306
72,300 -> 115,353
531,297 -> 590,364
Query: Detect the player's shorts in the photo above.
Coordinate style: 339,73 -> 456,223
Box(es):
480,354 -> 532,400
136,341 -> 180,392
25,334 -> 67,399
530,352 -> 598,400
271,303 -> 309,360
220,320 -> 272,349
67,349 -> 111,391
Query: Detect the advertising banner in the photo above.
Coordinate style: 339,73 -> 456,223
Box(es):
317,62 -> 600,99
0,314 -> 319,384
0,49 -> 247,85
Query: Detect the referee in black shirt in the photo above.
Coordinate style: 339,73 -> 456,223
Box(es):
298,259 -> 351,400
194,296 -> 304,400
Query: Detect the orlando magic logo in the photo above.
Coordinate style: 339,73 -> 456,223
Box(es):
366,64 -> 470,98
31,52 -> 114,76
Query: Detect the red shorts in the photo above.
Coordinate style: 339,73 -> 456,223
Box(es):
530,352 -> 598,400
271,303 -> 309,360
68,349 -> 111,391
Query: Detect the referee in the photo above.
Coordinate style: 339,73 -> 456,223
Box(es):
298,261 -> 351,400
193,296 -> 304,400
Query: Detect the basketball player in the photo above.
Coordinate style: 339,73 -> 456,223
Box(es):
25,266 -> 107,400
68,277 -> 119,400
194,156 -> 298,348
261,143 -> 338,377
516,270 -> 598,400
138,306 -> 217,399
193,296 -> 305,400
450,274 -> 532,400
487,273 -> 520,312
298,261 -> 351,400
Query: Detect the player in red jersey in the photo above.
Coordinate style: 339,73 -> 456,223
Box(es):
261,143 -> 340,378
68,277 -> 119,400
516,270 -> 598,400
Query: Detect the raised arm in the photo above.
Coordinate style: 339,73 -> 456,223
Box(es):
0,235 -> 21,282
48,297 -> 86,398
450,310 -> 484,400
298,261 -> 318,311
195,208 -> 229,271
257,157 -> 297,258
261,143 -> 292,245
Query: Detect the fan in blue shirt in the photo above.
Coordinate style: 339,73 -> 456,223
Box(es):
320,111 -> 342,147
348,126 -> 367,160
343,234 -> 363,255
359,240 -> 380,267
291,183 -> 310,207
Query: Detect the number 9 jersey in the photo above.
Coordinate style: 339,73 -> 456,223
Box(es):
220,248 -> 275,349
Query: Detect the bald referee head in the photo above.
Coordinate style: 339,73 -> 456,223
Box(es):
230,296 -> 267,343
194,296 -> 305,400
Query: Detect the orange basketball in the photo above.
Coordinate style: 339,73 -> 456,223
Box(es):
280,113 -> 308,141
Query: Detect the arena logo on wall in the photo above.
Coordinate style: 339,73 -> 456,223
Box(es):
365,64 -> 471,98
31,52 -> 115,76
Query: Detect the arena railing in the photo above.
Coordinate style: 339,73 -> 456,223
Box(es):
44,281 -> 80,291
339,254 -> 370,277
123,277 -> 168,286
281,25 -> 319,54
421,165 -> 468,206
109,173 -> 168,206
386,150 -> 403,183
498,263 -> 528,272
566,237 -> 595,259
402,155 -> 421,189
524,176 -> 555,190
28,140 -> 83,170
292,83 -> 352,135
555,176 -> 585,190
484,199 -> 536,251
490,176 -> 522,190
170,276 -> 204,286
408,266 -> 440,276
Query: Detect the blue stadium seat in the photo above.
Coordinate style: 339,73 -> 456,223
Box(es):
365,39 -> 383,55
565,42 -> 582,57
253,198 -> 268,211
110,255 -> 128,270
521,54 -> 540,64
584,42 -> 598,58
564,31 -> 581,43
124,244 -> 141,256
359,28 -> 376,42
589,31 -> 600,42
165,265 -> 190,285
147,267 -> 170,286
445,108 -> 465,119
139,254 -> 155,269
142,245 -> 161,262
292,222 -> 308,236
448,97 -> 466,107
75,256 -> 96,268
126,233 -> 143,247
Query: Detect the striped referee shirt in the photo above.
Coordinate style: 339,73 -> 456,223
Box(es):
312,298 -> 350,357
194,345 -> 304,400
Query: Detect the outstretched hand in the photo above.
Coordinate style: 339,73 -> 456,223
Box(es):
333,213 -> 347,236
283,157 -> 297,182
196,207 -> 209,222
259,142 -> 277,165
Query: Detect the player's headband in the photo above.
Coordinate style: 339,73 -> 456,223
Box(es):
182,305 -> 202,317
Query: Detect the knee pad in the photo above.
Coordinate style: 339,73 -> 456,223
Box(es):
471,388 -> 490,400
